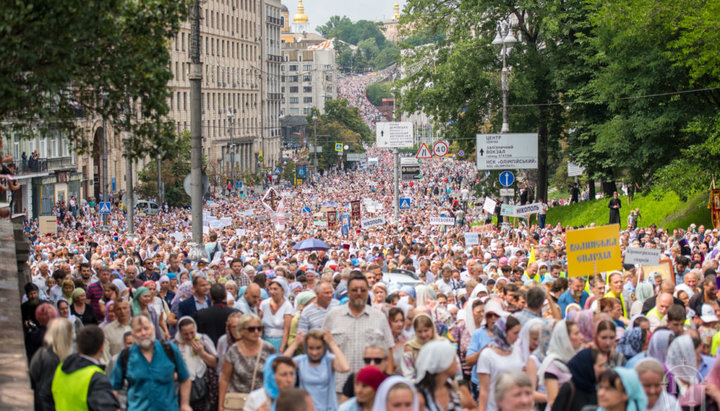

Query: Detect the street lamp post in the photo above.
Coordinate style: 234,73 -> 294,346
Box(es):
312,113 -> 318,180
492,20 -> 517,133
228,108 -> 234,191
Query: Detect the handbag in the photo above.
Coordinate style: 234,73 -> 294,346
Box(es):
223,348 -> 262,411
190,375 -> 209,404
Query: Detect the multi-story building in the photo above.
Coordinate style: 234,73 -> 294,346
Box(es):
279,1 -> 338,118
261,0 -> 283,168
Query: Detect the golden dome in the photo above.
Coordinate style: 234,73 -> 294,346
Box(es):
393,2 -> 401,20
293,0 -> 308,24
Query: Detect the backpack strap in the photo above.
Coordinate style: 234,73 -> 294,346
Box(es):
120,341 -> 177,384
160,340 -> 178,370
120,347 -> 130,383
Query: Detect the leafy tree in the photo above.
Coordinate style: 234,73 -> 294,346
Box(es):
137,131 -> 192,207
374,44 -> 401,69
0,0 -> 190,158
316,15 -> 353,38
366,83 -> 393,106
358,38 -> 380,62
321,99 -> 373,142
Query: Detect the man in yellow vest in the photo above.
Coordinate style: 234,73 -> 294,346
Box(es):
52,325 -> 120,410
604,271 -> 628,318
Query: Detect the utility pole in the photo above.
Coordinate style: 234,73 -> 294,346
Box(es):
101,98 -> 109,232
313,114 -> 318,180
394,148 -> 399,219
188,0 -> 205,261
157,155 -> 164,205
228,108 -> 234,190
125,134 -> 134,239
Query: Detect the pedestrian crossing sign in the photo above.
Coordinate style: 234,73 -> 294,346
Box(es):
98,202 -> 111,214
399,198 -> 411,210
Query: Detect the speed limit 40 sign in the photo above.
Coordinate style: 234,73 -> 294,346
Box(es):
433,141 -> 449,157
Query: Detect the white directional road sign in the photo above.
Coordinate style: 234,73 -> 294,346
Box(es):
376,122 -> 414,148
347,153 -> 367,162
500,188 -> 515,197
476,133 -> 538,170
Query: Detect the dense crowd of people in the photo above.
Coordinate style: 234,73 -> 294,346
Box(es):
337,71 -> 391,129
17,145 -> 720,411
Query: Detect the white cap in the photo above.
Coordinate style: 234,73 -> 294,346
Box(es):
700,304 -> 719,323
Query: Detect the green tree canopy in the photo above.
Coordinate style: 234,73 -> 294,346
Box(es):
0,0 -> 190,158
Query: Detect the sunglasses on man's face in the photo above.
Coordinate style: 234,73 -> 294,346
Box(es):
363,357 -> 384,365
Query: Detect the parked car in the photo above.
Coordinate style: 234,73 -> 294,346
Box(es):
382,268 -> 423,288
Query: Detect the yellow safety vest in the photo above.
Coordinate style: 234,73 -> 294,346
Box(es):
604,290 -> 628,318
51,362 -> 103,411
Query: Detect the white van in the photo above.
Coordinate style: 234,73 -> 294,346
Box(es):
135,200 -> 160,215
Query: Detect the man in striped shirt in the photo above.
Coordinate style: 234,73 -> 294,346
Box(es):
87,266 -> 111,322
298,281 -> 338,332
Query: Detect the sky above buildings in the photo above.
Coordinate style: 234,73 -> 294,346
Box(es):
285,0 -> 407,34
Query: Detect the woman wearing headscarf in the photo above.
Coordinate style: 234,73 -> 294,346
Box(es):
338,366 -> 387,411
516,318 -> 547,407
450,297 -> 484,383
372,375 -> 419,411
630,282 -> 654,317
243,354 -> 297,411
415,339 -> 474,410
176,316 -> 218,410
260,278 -> 294,352
596,367 -> 648,411
466,299 -> 504,399
402,313 -> 442,382
415,285 -> 453,333
634,358 -> 680,411
665,333 -> 703,399
283,329 -> 350,411
550,348 -> 608,411
69,288 -> 98,325
477,315 -> 524,411
647,327 -> 675,362
595,319 -> 625,367
538,320 -> 584,410
615,327 -> 647,364
131,286 -> 162,340
287,291 -> 316,354
99,300 -> 115,328
566,309 -> 594,345
170,281 -> 194,336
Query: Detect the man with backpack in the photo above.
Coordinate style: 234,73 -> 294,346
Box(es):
110,315 -> 192,411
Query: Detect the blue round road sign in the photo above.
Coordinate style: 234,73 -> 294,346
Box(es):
499,171 -> 515,187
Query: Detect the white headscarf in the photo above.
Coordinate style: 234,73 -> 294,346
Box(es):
372,376 -> 419,411
517,318 -> 544,364
414,339 -> 457,383
415,285 -> 436,308
538,320 -> 580,386
175,316 -> 217,379
666,334 -> 700,391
